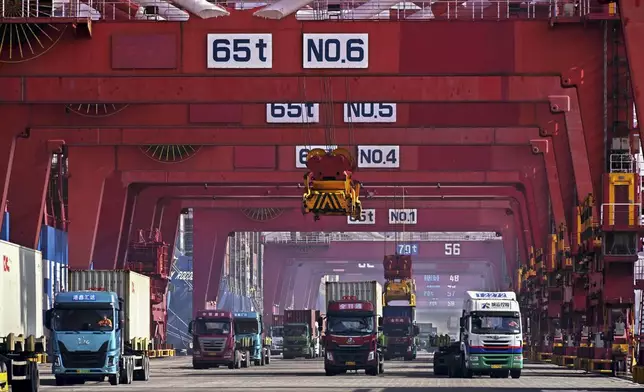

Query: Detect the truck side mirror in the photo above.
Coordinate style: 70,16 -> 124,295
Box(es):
460,327 -> 465,333
459,318 -> 465,328
188,321 -> 193,335
378,316 -> 383,326
413,325 -> 420,336
45,309 -> 52,330
317,317 -> 323,332
119,319 -> 125,330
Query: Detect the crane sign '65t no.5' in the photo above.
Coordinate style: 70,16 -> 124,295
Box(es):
302,148 -> 362,221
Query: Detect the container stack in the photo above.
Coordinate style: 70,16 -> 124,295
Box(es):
381,254 -> 418,360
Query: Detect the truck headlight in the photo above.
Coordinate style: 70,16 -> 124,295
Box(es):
469,355 -> 479,362
326,351 -> 333,361
514,355 -> 523,361
54,356 -> 61,367
194,350 -> 201,355
368,351 -> 375,361
108,356 -> 116,366
407,346 -> 412,352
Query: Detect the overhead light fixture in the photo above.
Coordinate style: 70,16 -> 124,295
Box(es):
332,269 -> 345,272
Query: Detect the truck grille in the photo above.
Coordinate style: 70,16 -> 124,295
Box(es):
200,337 -> 226,352
58,341 -> 107,368
482,339 -> 511,350
333,349 -> 370,365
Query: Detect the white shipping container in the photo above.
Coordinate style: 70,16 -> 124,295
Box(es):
325,281 -> 383,316
42,259 -> 69,311
0,240 -> 44,338
68,270 -> 151,342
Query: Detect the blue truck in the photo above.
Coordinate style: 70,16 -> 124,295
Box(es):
232,312 -> 271,366
45,290 -> 151,386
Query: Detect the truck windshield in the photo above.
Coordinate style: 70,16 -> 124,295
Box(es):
383,324 -> 410,337
327,316 -> 374,335
271,327 -> 283,338
195,320 -> 230,335
234,319 -> 259,334
284,325 -> 307,336
471,314 -> 521,334
53,308 -> 114,332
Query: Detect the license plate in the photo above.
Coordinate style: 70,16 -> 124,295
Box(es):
345,361 -> 356,366
206,352 -> 218,356
76,369 -> 90,373
491,365 -> 502,369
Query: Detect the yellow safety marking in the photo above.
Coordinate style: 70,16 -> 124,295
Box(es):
607,173 -> 636,226
313,193 -> 342,211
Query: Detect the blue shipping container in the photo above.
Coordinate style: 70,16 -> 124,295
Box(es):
383,306 -> 416,320
38,225 -> 68,264
0,211 -> 8,241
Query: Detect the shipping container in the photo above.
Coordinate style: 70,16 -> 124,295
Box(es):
284,309 -> 317,334
0,240 -> 44,338
271,314 -> 284,326
325,281 -> 383,316
382,306 -> 416,320
42,259 -> 69,312
68,270 -> 151,342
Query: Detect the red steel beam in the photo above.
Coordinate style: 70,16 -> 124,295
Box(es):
32,126 -> 540,146
264,240 -> 504,262
6,75 -> 579,103
190,206 -> 516,232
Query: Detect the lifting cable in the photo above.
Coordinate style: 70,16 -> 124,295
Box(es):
300,75 -> 313,151
322,76 -> 337,148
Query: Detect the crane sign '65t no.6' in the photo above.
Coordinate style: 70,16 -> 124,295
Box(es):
302,148 -> 362,221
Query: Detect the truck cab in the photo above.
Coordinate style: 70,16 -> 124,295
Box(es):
45,291 -> 150,386
283,322 -> 319,359
320,296 -> 384,376
382,316 -> 419,361
270,325 -> 284,356
189,311 -> 238,369
232,312 -> 271,367
456,291 -> 523,379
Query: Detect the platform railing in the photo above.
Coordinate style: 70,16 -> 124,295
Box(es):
600,203 -> 642,227
262,231 -> 503,243
0,0 -> 606,22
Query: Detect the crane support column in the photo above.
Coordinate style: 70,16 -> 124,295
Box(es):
93,173 -> 130,270
67,147 -> 115,269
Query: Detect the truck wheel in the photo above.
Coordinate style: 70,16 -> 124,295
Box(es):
378,361 -> 384,374
55,376 -> 66,386
253,359 -> 261,366
241,353 -> 249,368
228,361 -> 235,370
324,368 -> 335,376
265,353 -> 271,365
14,362 -> 40,392
135,357 -> 150,381
234,352 -> 241,369
108,374 -> 120,386
510,369 -> 521,379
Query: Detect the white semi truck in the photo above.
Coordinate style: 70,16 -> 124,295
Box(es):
449,291 -> 523,379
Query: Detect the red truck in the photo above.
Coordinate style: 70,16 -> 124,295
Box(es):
319,296 -> 384,376
188,310 -> 255,369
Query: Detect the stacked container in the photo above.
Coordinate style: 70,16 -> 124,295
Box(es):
39,225 -> 69,312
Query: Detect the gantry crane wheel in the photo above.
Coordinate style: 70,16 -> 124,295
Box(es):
66,104 -> 129,117
241,208 -> 284,222
140,145 -> 202,163
0,0 -> 66,63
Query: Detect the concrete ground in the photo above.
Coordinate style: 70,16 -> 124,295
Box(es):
37,352 -> 641,392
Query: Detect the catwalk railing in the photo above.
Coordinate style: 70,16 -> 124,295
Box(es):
0,0 -> 612,22
262,231 -> 503,243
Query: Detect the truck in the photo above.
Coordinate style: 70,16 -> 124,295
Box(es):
45,270 -> 152,386
320,281 -> 384,376
270,315 -> 284,356
451,291 -> 523,379
189,310 -> 270,369
282,310 -> 320,359
0,240 -> 46,392
232,312 -> 271,366
382,306 -> 418,360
